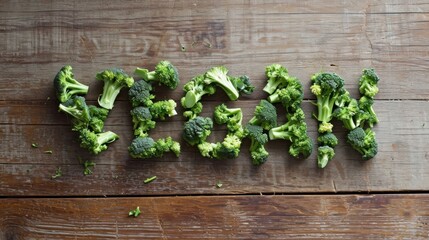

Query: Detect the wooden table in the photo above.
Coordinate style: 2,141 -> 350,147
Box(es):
1,0 -> 429,239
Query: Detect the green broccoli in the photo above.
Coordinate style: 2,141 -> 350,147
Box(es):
58,96 -> 91,131
213,104 -> 243,134
358,96 -> 378,127
79,129 -> 119,154
263,64 -> 290,94
359,68 -> 379,98
213,134 -> 242,159
347,127 -> 378,160
203,66 -> 244,101
310,72 -> 345,133
182,74 -> 217,109
88,105 -> 109,133
128,136 -> 180,159
182,116 -> 213,146
182,102 -> 203,120
54,65 -> 89,103
197,142 -> 218,158
268,77 -> 303,111
245,124 -> 269,165
332,98 -> 359,130
149,100 -> 177,120
248,100 -> 277,131
135,60 -> 179,89
128,80 -> 154,108
130,106 -> 156,137
268,109 -> 313,158
96,68 -> 134,109
230,75 -> 255,95
317,132 -> 338,148
317,146 -> 335,168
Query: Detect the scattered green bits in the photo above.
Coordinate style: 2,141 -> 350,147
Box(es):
31,143 -> 38,148
129,206 -> 141,217
44,150 -> 53,154
51,167 -> 62,179
144,176 -> 157,184
83,160 -> 96,176
216,181 -> 223,188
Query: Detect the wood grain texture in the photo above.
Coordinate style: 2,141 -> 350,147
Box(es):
1,194 -> 428,239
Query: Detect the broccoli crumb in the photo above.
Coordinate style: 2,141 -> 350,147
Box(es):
216,181 -> 223,188
51,167 -> 62,179
31,143 -> 38,148
129,206 -> 141,217
83,160 -> 96,176
144,176 -> 157,184
44,150 -> 53,154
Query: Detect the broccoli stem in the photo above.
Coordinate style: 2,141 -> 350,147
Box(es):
184,91 -> 198,108
135,68 -> 156,81
97,131 -> 119,145
318,154 -> 330,168
98,84 -> 121,110
68,83 -> 89,94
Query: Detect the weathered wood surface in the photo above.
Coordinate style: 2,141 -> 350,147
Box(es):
1,194 -> 428,239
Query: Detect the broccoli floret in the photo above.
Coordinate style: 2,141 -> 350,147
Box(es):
317,146 -> 335,168
358,96 -> 378,127
213,134 -> 242,159
96,68 -> 134,109
359,68 -> 379,98
88,105 -> 109,133
268,78 -> 303,111
230,75 -> 255,95
182,74 -> 217,108
129,136 -> 180,159
310,72 -> 345,133
347,127 -> 378,160
203,66 -> 241,101
335,89 -> 351,108
333,98 -> 359,130
245,124 -> 269,165
248,100 -> 277,131
268,109 -> 313,158
58,96 -> 91,130
263,64 -> 290,94
317,132 -> 338,148
135,61 -> 179,89
128,80 -> 154,108
182,101 -> 203,120
54,65 -> 89,103
182,116 -> 213,146
197,142 -> 218,158
149,100 -> 177,120
213,104 -> 243,133
130,106 -> 156,137
79,129 -> 119,154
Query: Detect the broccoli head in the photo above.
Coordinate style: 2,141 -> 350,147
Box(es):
149,99 -> 177,120
182,74 -> 217,108
128,80 -> 154,108
268,77 -> 303,111
213,134 -> 242,159
135,60 -> 179,89
54,65 -> 89,103
59,96 -> 91,131
245,124 -> 269,165
79,129 -> 119,154
96,68 -> 134,109
230,75 -> 255,95
129,136 -> 180,159
248,100 -> 277,131
358,96 -> 379,127
182,116 -> 213,146
182,101 -> 203,120
359,68 -> 379,98
197,142 -> 218,158
332,98 -> 359,130
263,64 -> 290,94
203,66 -> 240,101
130,106 -> 156,137
317,132 -> 338,148
347,127 -> 378,160
317,146 -> 335,168
213,104 -> 243,133
88,105 -> 109,133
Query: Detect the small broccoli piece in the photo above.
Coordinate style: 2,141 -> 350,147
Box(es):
268,77 -> 303,111
335,89 -> 351,108
182,101 -> 203,120
347,127 -> 378,160
128,80 -> 154,108
182,116 -> 213,146
245,124 -> 269,165
54,65 -> 89,103
58,96 -> 91,131
317,132 -> 338,148
135,61 -> 179,89
333,98 -> 359,130
197,142 -> 218,158
130,106 -> 156,137
128,136 -> 180,159
96,68 -> 134,109
358,96 -> 379,127
317,146 -> 335,168
182,74 -> 217,108
318,122 -> 334,133
203,66 -> 240,101
263,64 -> 290,94
359,68 -> 379,98
268,109 -> 313,158
310,72 -> 345,133
88,105 -> 109,133
213,134 -> 242,159
79,129 -> 119,154
149,100 -> 177,120
213,104 -> 243,133
230,75 -> 255,95
248,100 -> 277,131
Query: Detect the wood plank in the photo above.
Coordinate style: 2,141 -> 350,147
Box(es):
0,194 -> 428,239
1,0 -> 429,101
1,99 -> 428,196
